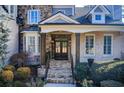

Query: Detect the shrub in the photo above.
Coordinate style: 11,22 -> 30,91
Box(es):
14,81 -> 26,87
74,63 -> 88,82
100,80 -> 124,87
0,71 -> 5,86
35,77 -> 44,87
1,70 -> 14,82
117,67 -> 124,83
16,67 -> 31,80
91,61 -> 124,85
3,65 -> 15,72
9,52 -> 27,67
81,79 -> 94,87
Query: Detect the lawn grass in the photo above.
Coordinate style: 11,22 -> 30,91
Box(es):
90,60 -> 124,85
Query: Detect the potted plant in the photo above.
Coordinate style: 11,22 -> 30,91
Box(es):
87,58 -> 94,68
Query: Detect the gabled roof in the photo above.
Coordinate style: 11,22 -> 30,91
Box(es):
40,12 -> 80,24
85,5 -> 111,17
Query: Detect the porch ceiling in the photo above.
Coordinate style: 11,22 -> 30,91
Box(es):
39,24 -> 124,33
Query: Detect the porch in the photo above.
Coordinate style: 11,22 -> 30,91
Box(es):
22,24 -> 124,65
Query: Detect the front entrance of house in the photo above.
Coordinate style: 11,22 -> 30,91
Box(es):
51,34 -> 71,60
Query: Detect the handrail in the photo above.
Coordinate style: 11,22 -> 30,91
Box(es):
70,53 -> 74,84
44,51 -> 50,81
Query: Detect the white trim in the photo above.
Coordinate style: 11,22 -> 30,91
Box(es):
84,34 -> 96,57
112,5 -> 115,19
40,12 -> 79,24
72,6 -> 75,16
103,34 -> 113,56
7,5 -> 17,19
23,33 -> 40,55
21,31 -> 39,33
86,5 -> 111,18
27,9 -> 40,24
40,25 -> 124,33
92,13 -> 105,24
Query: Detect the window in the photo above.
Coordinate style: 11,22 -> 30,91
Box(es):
38,36 -> 40,53
27,36 -> 35,53
4,5 -> 17,19
23,36 -> 26,52
95,15 -> 101,20
57,10 -> 66,14
104,35 -> 112,55
28,10 -> 40,24
85,35 -> 95,55
10,5 -> 14,14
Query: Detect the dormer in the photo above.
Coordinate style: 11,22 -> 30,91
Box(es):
52,5 -> 75,16
86,5 -> 111,24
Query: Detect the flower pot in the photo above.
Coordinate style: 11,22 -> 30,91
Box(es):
87,58 -> 94,67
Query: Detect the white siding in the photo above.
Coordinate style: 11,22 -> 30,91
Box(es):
5,20 -> 18,64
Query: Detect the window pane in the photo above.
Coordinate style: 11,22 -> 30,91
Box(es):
85,35 -> 94,55
95,15 -> 101,20
38,37 -> 40,53
10,5 -> 14,14
28,10 -> 40,24
28,36 -> 35,53
104,35 -> 112,55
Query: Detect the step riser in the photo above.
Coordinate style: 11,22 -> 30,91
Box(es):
47,79 -> 73,84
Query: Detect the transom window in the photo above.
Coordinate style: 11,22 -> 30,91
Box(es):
95,14 -> 101,20
27,10 -> 40,24
85,35 -> 95,55
104,35 -> 112,55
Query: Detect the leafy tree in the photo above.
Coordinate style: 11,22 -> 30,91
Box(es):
0,16 -> 10,67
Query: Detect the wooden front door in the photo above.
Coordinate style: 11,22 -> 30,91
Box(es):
55,40 -> 68,60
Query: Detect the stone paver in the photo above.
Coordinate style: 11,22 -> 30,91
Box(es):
47,60 -> 73,83
44,83 -> 75,87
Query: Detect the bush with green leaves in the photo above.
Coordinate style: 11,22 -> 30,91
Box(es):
14,80 -> 26,87
74,63 -> 88,82
3,65 -> 15,72
15,67 -> 31,80
81,79 -> 94,87
35,77 -> 44,87
1,70 -> 14,82
100,80 -> 124,87
90,61 -> 124,85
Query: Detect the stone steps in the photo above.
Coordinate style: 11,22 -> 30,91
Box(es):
47,78 -> 73,84
47,60 -> 73,84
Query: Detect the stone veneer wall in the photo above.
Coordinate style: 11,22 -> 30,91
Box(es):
18,5 -> 53,52
18,5 -> 53,29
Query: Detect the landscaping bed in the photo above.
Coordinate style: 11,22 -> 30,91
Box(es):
91,61 -> 124,86
0,65 -> 45,87
74,61 -> 124,87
